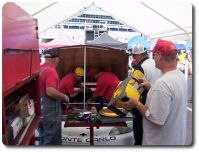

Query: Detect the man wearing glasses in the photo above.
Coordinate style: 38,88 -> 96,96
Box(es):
130,44 -> 161,145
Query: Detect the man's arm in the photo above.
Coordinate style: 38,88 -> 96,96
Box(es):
46,87 -> 69,102
69,91 -> 79,98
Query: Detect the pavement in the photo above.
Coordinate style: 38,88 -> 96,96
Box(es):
185,74 -> 193,145
186,102 -> 192,145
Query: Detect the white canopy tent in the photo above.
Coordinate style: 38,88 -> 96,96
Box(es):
9,0 -> 192,42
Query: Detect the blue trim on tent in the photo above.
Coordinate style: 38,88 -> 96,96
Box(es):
127,35 -> 151,50
187,41 -> 192,49
176,43 -> 192,50
176,44 -> 187,50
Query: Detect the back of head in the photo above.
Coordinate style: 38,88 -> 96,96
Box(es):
152,39 -> 177,61
75,66 -> 84,77
43,48 -> 59,58
131,44 -> 146,55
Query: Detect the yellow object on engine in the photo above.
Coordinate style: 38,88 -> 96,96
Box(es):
129,70 -> 144,86
110,69 -> 144,111
113,82 -> 140,110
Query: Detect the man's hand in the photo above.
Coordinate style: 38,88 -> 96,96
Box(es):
63,95 -> 70,104
77,87 -> 83,93
122,97 -> 149,118
138,78 -> 151,90
120,97 -> 138,109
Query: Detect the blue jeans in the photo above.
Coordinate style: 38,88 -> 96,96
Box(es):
39,95 -> 62,145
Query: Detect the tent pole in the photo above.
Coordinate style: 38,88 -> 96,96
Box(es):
141,2 -> 188,34
32,2 -> 57,16
83,46 -> 86,111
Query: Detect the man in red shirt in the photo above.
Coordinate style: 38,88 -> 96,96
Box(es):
39,49 -> 69,145
59,67 -> 84,100
88,69 -> 120,102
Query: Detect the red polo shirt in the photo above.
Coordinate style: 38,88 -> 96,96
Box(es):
95,72 -> 120,101
39,62 -> 59,96
59,73 -> 77,95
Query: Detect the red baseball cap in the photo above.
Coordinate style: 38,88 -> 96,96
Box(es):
87,68 -> 97,79
152,39 -> 177,56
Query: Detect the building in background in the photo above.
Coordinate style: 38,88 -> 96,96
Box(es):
40,4 -> 140,43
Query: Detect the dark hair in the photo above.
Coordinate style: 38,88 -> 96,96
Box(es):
43,49 -> 59,58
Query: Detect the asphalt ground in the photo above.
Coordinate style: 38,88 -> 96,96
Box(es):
185,74 -> 193,145
186,102 -> 192,145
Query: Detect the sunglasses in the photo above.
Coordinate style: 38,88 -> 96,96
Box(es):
153,52 -> 159,57
132,54 -> 140,57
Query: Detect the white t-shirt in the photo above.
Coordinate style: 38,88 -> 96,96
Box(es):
141,59 -> 162,84
143,69 -> 188,145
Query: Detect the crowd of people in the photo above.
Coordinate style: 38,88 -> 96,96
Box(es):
38,39 -> 190,145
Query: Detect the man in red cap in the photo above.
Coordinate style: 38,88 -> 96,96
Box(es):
121,39 -> 187,145
87,67 -> 97,82
39,49 -> 70,145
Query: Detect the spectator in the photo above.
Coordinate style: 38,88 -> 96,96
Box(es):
185,53 -> 192,75
130,44 -> 161,145
179,50 -> 186,64
177,50 -> 186,73
39,49 -> 70,145
122,39 -> 187,145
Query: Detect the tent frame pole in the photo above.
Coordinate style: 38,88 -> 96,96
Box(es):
83,46 -> 86,110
